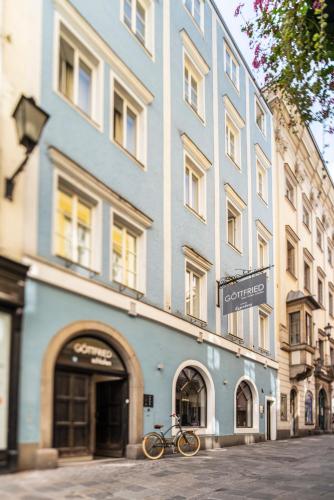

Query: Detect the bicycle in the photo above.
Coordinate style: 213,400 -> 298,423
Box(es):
142,413 -> 201,460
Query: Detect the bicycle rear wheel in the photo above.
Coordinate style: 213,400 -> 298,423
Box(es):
177,431 -> 200,457
142,432 -> 165,460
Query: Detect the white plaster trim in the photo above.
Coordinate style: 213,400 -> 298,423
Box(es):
255,143 -> 271,169
171,360 -> 215,435
223,95 -> 245,128
180,29 -> 210,75
163,0 -> 172,311
181,133 -> 212,171
255,220 -> 273,241
224,183 -> 246,210
53,0 -> 154,105
49,147 -> 153,228
183,245 -> 212,271
246,76 -> 254,349
23,255 -> 279,370
234,375 -> 259,434
212,15 -> 221,335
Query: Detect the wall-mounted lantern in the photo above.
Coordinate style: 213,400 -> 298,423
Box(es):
324,323 -> 333,338
5,95 -> 49,201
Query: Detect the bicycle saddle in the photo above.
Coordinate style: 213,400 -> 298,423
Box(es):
154,424 -> 164,429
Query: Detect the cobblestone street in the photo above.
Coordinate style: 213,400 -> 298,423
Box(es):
1,435 -> 334,500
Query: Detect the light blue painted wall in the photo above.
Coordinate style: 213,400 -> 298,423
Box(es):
19,281 -> 277,443
21,1 -> 278,445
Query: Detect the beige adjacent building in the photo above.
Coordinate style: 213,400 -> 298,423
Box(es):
270,96 -> 334,438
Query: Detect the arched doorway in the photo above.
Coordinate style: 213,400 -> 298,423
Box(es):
290,389 -> 297,436
319,389 -> 327,431
53,334 -> 128,458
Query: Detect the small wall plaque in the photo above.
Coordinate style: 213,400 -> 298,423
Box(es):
143,394 -> 154,408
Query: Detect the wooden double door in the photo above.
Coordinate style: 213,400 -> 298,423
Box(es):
54,370 -> 128,458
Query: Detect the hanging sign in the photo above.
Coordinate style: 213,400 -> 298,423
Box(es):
222,273 -> 267,315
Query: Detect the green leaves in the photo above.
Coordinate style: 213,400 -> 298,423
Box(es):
236,0 -> 334,131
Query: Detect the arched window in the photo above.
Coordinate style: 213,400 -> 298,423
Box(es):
176,367 -> 206,427
236,381 -> 253,428
305,391 -> 313,424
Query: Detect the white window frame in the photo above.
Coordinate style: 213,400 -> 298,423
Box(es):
227,310 -> 243,338
225,113 -> 241,168
224,43 -> 240,91
256,159 -> 267,203
172,360 -> 215,436
258,233 -> 268,269
183,247 -> 211,323
234,376 -> 259,434
316,222 -> 324,251
52,169 -> 102,274
110,208 -> 147,294
184,153 -> 207,220
54,15 -> 103,129
110,74 -> 147,167
181,31 -> 209,123
120,0 -> 155,56
255,96 -> 266,135
317,275 -> 324,306
258,308 -> 269,351
328,244 -> 333,267
227,200 -> 242,253
183,53 -> 205,120
302,204 -> 311,230
183,0 -> 205,32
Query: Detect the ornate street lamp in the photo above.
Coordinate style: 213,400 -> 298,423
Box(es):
324,323 -> 333,338
5,95 -> 49,201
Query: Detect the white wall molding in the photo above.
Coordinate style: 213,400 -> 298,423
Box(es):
23,255 -> 279,370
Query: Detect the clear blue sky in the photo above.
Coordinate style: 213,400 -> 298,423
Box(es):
215,0 -> 334,178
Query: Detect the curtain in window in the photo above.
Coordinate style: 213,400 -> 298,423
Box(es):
236,381 -> 253,428
176,367 -> 206,427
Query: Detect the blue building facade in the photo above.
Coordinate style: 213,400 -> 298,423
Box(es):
14,0 -> 277,469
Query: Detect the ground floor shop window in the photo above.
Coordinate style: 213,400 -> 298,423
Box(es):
175,367 -> 206,427
236,381 -> 253,428
305,391 -> 313,424
0,312 -> 11,452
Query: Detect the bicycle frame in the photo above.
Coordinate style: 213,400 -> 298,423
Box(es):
155,420 -> 193,448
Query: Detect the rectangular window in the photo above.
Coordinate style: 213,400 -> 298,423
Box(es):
58,28 -> 99,122
56,184 -> 94,268
225,45 -> 239,89
328,246 -> 332,266
258,235 -> 268,269
256,160 -> 267,202
316,227 -> 323,250
305,313 -> 312,345
318,278 -> 323,305
255,99 -> 265,134
227,202 -> 241,251
287,240 -> 295,275
184,155 -> 205,218
303,205 -> 310,229
304,261 -> 311,291
113,81 -> 144,162
122,0 -> 153,53
259,311 -> 269,350
112,222 -> 138,290
184,0 -> 204,30
280,394 -> 288,421
330,347 -> 334,365
184,54 -> 204,119
228,311 -> 242,338
285,177 -> 295,205
319,339 -> 324,363
289,311 -> 300,345
185,266 -> 202,319
329,291 -> 333,316
225,116 -> 240,166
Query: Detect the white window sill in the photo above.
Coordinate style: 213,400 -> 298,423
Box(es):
121,20 -> 154,61
55,90 -> 103,132
112,140 -> 146,170
184,99 -> 206,126
185,203 -> 207,224
226,152 -> 241,172
227,242 -> 242,255
234,427 -> 259,434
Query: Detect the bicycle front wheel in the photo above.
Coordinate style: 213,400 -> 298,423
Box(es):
177,431 -> 200,457
142,432 -> 165,460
